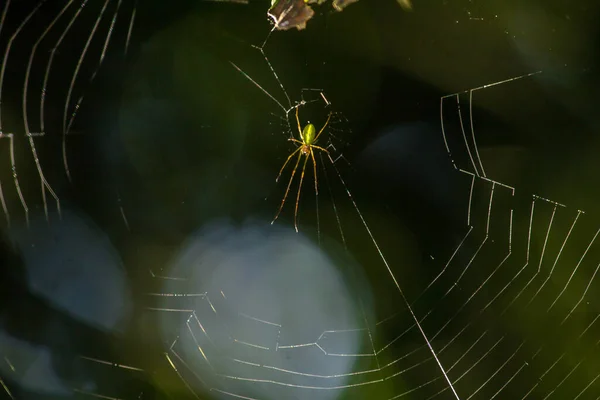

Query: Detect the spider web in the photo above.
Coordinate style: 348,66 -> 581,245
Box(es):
143,64 -> 600,399
0,1 -> 140,398
0,0 -> 139,229
140,19 -> 458,400
435,72 -> 600,399
1,2 -> 600,400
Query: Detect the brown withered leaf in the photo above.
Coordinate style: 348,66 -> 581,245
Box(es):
268,0 -> 412,31
268,0 -> 315,31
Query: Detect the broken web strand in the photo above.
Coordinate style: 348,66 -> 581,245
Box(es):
60,0 -> 137,232
231,28 -> 462,399
40,0 -> 91,222
0,0 -> 137,228
439,72 -> 600,398
64,0 -> 127,139
0,0 -> 46,227
21,0 -> 81,223
10,0 -> 137,230
62,0 -> 115,183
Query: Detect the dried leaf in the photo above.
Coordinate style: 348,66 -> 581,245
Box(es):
268,0 -> 315,31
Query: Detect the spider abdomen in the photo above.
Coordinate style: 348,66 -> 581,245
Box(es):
302,123 -> 316,144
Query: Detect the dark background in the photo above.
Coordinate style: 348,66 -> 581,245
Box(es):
2,0 -> 600,399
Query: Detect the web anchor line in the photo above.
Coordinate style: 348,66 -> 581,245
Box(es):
326,154 -> 462,399
230,29 -> 461,398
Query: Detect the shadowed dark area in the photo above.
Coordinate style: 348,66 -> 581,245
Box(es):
1,0 -> 600,399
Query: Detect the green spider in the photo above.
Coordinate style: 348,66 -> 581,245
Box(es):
272,106 -> 333,232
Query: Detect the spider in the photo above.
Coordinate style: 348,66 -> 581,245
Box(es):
272,106 -> 333,232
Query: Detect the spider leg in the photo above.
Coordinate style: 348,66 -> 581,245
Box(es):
288,138 -> 303,145
272,150 -> 303,225
310,148 -> 318,195
311,144 -> 330,154
294,152 -> 310,232
296,106 -> 303,140
276,145 -> 302,183
314,111 -> 333,143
